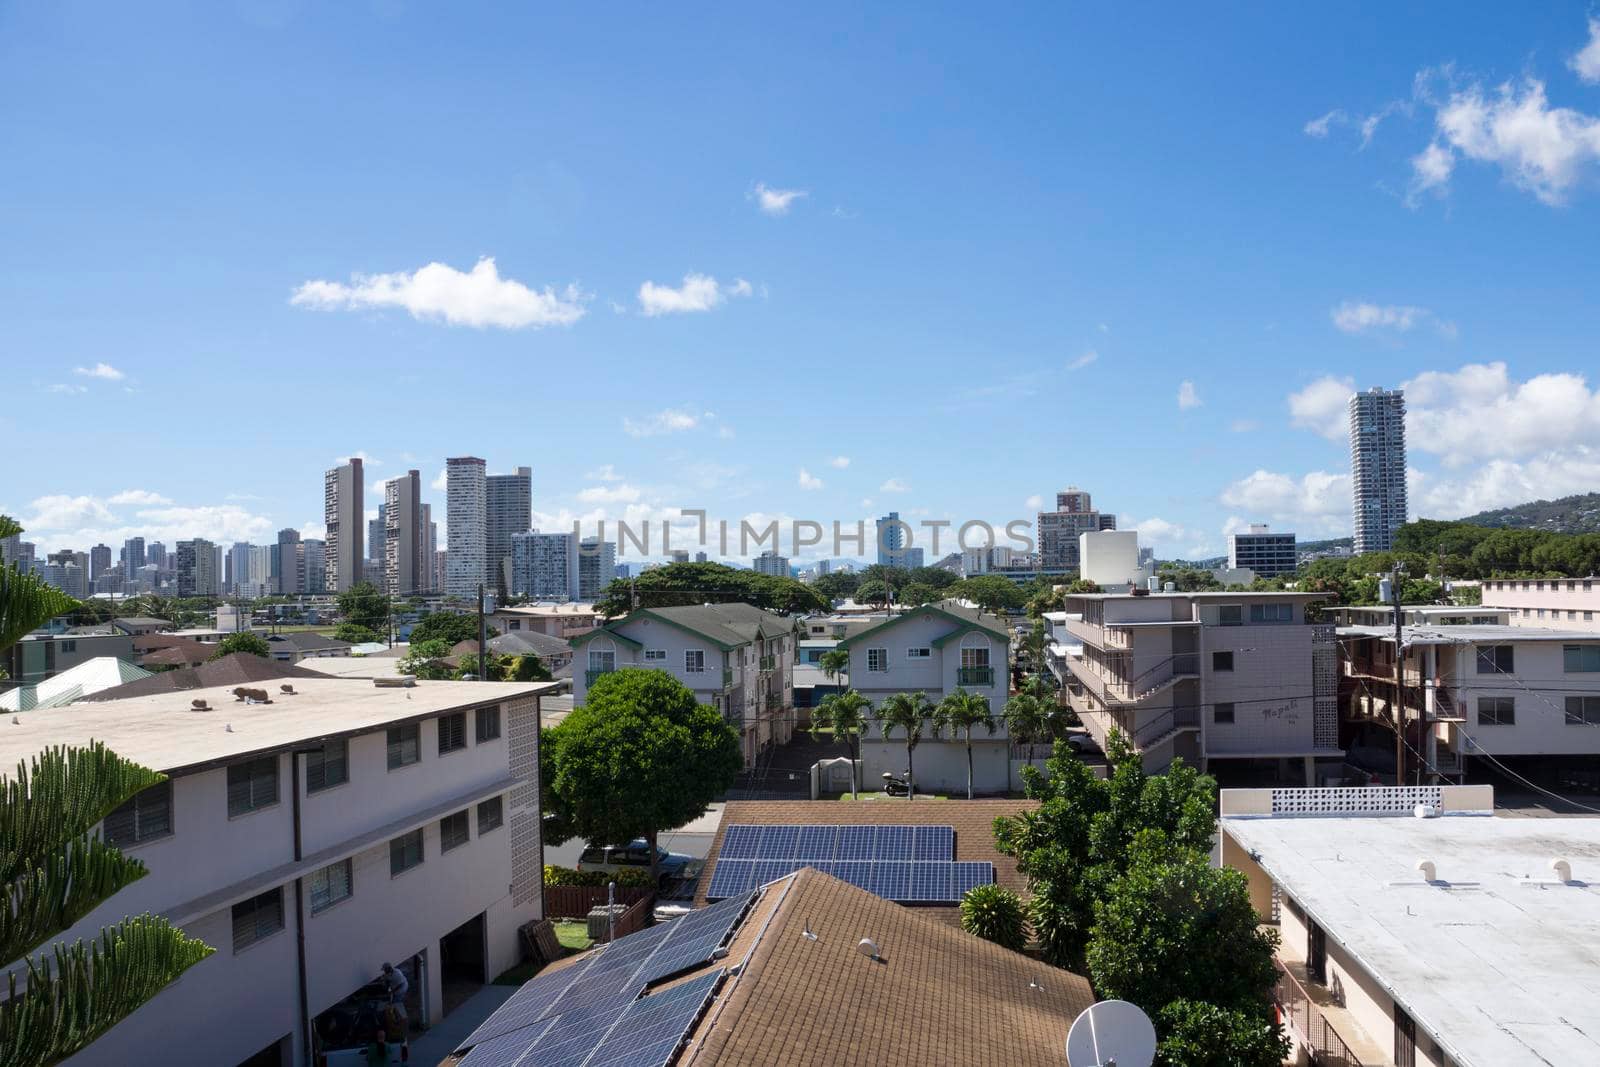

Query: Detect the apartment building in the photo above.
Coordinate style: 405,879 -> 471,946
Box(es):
489,602 -> 599,640
1228,523 -> 1297,577
752,550 -> 790,576
1048,591 -> 1341,784
1332,604 -> 1511,628
1349,387 -> 1408,554
1478,576 -> 1600,633
1220,784 -> 1598,1067
570,603 -> 796,767
1340,623 -> 1600,782
576,537 -> 616,601
485,466 -> 532,597
836,601 -> 1013,793
510,531 -> 580,601
445,456 -> 487,599
384,469 -> 427,596
175,538 -> 220,597
4,676 -> 554,1067
323,456 -> 364,593
1037,486 -> 1115,572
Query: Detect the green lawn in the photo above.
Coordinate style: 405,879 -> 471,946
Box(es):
492,922 -> 594,986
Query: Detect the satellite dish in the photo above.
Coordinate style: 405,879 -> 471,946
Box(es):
1065,1000 -> 1157,1067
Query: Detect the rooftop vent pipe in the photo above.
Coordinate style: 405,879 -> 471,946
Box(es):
1552,858 -> 1573,883
1416,859 -> 1437,883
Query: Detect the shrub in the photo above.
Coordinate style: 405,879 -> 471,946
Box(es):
959,883 -> 1027,952
543,864 -> 656,889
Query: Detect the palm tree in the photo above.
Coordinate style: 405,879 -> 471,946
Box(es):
818,648 -> 849,691
935,688 -> 996,800
876,691 -> 933,800
810,689 -> 869,798
1002,685 -> 1053,795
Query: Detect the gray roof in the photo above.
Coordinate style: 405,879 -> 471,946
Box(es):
837,600 -> 1009,647
487,630 -> 572,658
112,616 -> 172,629
82,653 -> 328,702
267,632 -> 354,651
629,603 -> 793,648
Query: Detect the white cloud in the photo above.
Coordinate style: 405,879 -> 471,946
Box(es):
1126,516 -> 1190,548
1304,109 -> 1345,138
1570,18 -> 1600,85
716,426 -> 736,440
108,489 -> 172,506
879,478 -> 910,494
751,182 -> 808,216
828,456 -> 851,469
577,484 -> 643,504
1220,469 -> 1351,534
1304,102 -> 1405,147
1288,375 -> 1355,440
1416,446 -> 1600,516
1331,301 -> 1427,334
636,273 -> 753,316
46,384 -> 87,395
335,450 -> 381,467
1401,361 -> 1600,465
623,408 -> 702,437
585,464 -> 623,482
430,469 -> 448,492
860,498 -> 874,509
291,256 -> 588,329
1067,350 -> 1098,371
798,468 -> 824,491
1177,380 -> 1202,410
73,362 -> 124,381
1025,494 -> 1043,510
18,493 -> 275,554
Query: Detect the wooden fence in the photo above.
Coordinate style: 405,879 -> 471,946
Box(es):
545,884 -> 654,921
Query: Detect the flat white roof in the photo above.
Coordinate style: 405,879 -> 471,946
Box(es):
0,677 -> 556,777
1224,812 -> 1600,1067
1339,624 -> 1600,644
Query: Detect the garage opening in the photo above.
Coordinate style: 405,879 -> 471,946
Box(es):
439,912 -> 486,1017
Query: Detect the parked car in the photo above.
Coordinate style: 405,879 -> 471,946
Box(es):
577,840 -> 693,887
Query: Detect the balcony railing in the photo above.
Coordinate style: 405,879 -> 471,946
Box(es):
1063,615 -> 1132,650
1108,705 -> 1201,748
722,700 -> 745,728
758,655 -> 776,672
722,667 -> 734,688
957,666 -> 995,686
1273,959 -> 1368,1067
585,668 -> 613,687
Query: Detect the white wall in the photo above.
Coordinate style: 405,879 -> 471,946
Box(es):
1079,530 -> 1140,587
1440,639 -> 1600,756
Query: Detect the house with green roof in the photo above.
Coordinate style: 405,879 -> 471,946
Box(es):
570,602 -> 797,767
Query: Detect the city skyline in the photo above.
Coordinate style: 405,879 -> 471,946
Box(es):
6,7 -> 1600,560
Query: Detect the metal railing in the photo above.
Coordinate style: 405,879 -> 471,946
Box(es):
759,655 -> 776,672
1273,959 -> 1368,1067
1122,705 -> 1201,747
722,667 -> 734,688
958,666 -> 995,686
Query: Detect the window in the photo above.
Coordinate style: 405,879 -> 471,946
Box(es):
1476,645 -> 1514,675
387,724 -> 420,769
304,740 -> 348,793
1394,1004 -> 1417,1067
477,796 -> 504,834
1248,603 -> 1293,623
867,648 -> 888,672
684,649 -> 705,673
1477,697 -> 1515,726
1212,651 -> 1234,672
1213,702 -> 1235,724
231,887 -> 283,952
960,646 -> 990,668
390,828 -> 424,876
103,781 -> 172,847
1218,605 -> 1243,626
644,648 -> 666,661
441,810 -> 470,852
1565,696 -> 1600,726
309,859 -> 352,914
227,756 -> 278,817
906,647 -> 931,660
589,649 -> 615,672
1563,645 -> 1600,673
476,706 -> 501,743
61,640 -> 76,653
438,713 -> 466,755
509,620 -> 521,630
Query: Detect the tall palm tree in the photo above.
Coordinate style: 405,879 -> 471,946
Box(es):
818,648 -> 849,691
1002,686 -> 1052,795
876,691 -> 933,800
935,688 -> 996,800
810,689 -> 869,799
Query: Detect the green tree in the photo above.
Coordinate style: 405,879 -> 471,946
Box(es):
206,631 -> 272,662
398,638 -> 455,680
818,648 -> 849,689
1002,684 -> 1053,794
809,689 -> 869,799
0,743 -> 214,1066
875,691 -> 933,799
810,571 -> 860,603
543,669 -> 741,883
855,579 -> 890,608
934,688 -> 995,800
507,653 -> 553,682
0,516 -> 79,654
1064,577 -> 1101,594
333,622 -> 381,645
1155,999 -> 1290,1067
950,575 -> 1026,613
897,582 -> 941,607
409,611 -> 491,646
592,562 -> 827,617
336,580 -> 387,632
959,883 -> 1027,953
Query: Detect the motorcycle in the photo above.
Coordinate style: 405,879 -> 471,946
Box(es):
881,771 -> 912,797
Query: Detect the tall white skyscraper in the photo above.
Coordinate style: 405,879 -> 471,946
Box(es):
446,456 -> 487,599
1348,387 -> 1408,555
486,465 -> 532,597
121,536 -> 146,572
323,456 -> 364,592
384,470 -> 426,596
229,542 -> 253,594
420,503 -> 437,593
512,531 -> 580,600
577,537 -> 616,601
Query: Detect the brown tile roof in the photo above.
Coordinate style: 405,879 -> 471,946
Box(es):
694,799 -> 1037,915
138,644 -> 211,668
681,868 -> 1094,1066
81,653 -> 327,702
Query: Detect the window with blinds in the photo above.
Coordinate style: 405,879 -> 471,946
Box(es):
227,757 -> 279,818
441,810 -> 470,852
477,796 -> 504,834
305,740 -> 348,793
103,781 -> 173,847
231,887 -> 283,952
476,706 -> 501,743
309,859 -> 353,914
387,724 -> 420,770
438,713 -> 466,755
390,828 -> 424,876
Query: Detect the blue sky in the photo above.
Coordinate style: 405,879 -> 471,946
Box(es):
4,3 -> 1600,561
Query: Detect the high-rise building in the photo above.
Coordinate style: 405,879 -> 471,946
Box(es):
434,550 -> 448,595
273,528 -> 302,595
511,531 -> 580,600
752,550 -> 790,576
147,541 -> 166,571
384,470 -> 426,596
323,456 -> 364,592
176,538 -> 219,596
368,506 -> 386,562
446,456 -> 487,598
421,504 -> 438,593
1,533 -> 23,569
903,547 -> 924,570
486,466 -> 532,597
89,544 -> 112,581
1228,524 -> 1298,577
121,536 -> 146,572
228,542 -> 254,594
876,512 -> 906,567
303,539 -> 327,594
667,550 -> 690,564
1349,387 -> 1408,555
694,552 -> 708,563
1037,487 -> 1115,572
577,538 -> 616,601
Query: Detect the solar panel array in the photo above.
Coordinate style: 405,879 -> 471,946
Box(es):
704,824 -> 994,904
456,891 -> 754,1067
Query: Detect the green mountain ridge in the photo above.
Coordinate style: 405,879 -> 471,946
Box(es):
1450,492 -> 1600,534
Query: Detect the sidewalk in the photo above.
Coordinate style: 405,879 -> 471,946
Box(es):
406,983 -> 517,1065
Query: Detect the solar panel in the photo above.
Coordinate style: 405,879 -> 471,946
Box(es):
951,861 -> 994,898
631,889 -> 753,982
755,824 -> 799,859
875,825 -> 915,861
795,824 -> 837,861
718,824 -> 760,860
835,825 -> 876,860
585,969 -> 724,1067
707,825 -> 975,904
832,860 -> 873,892
458,952 -> 601,1047
456,1019 -> 556,1067
703,859 -> 755,900
874,861 -> 914,900
907,861 -> 953,903
913,825 -> 955,861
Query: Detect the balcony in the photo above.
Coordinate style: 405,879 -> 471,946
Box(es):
722,667 -> 734,688
957,666 -> 995,686
585,668 -> 613,688
1063,615 -> 1132,650
722,699 -> 745,728
1273,959 -> 1370,1067
758,655 -> 776,672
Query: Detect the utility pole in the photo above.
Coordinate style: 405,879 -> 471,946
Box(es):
1391,563 -> 1405,786
477,582 -> 487,681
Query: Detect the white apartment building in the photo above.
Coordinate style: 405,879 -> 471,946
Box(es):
323,456 -> 363,593
510,531 -> 580,601
752,550 -> 790,576
489,602 -> 599,640
1478,575 -> 1600,632
836,602 -> 1013,793
485,466 -> 532,597
1340,623 -> 1600,781
1333,604 -> 1511,628
1349,387 -> 1408,555
1228,523 -> 1297,577
384,469 -> 426,596
570,603 -> 796,767
446,456 -> 487,599
1221,784 -> 1600,1067
1048,592 -> 1341,784
576,537 -> 615,601
3,676 -> 555,1067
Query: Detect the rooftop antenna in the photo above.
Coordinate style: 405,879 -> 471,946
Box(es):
801,920 -> 818,942
1065,999 -> 1156,1067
